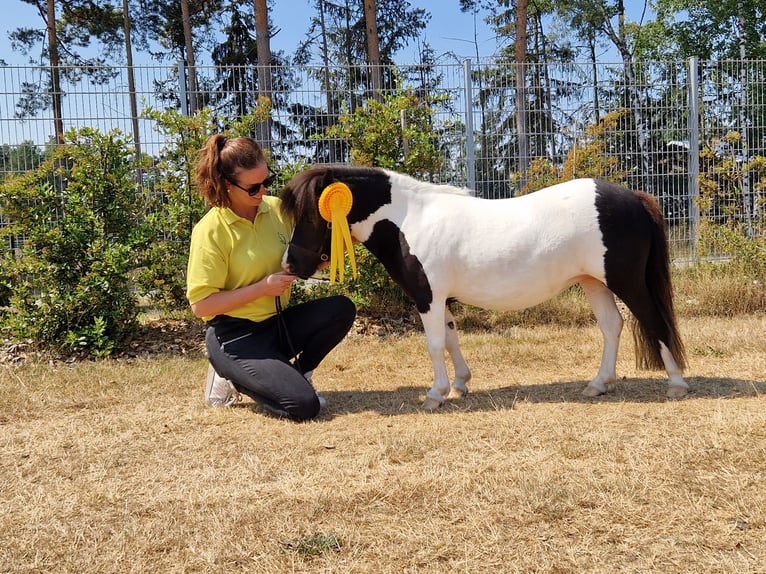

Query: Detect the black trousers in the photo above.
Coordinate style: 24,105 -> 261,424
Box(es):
205,295 -> 356,421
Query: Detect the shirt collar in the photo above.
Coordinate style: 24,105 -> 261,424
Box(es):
219,197 -> 273,224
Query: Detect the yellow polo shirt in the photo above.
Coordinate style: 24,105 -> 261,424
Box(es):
186,195 -> 293,323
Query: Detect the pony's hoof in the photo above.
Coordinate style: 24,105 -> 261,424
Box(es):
582,384 -> 605,397
447,385 -> 468,400
666,385 -> 689,399
421,396 -> 444,411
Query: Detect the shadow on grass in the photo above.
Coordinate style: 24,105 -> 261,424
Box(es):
307,376 -> 766,418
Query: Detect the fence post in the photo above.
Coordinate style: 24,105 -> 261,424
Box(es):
463,58 -> 476,194
178,59 -> 189,117
687,56 -> 701,262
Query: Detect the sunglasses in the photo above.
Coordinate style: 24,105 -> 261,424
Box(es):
226,167 -> 278,197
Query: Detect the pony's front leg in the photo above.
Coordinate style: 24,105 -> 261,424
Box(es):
444,305 -> 471,399
419,306 -> 451,411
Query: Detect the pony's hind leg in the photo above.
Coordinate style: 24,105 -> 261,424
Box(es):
580,277 -> 623,397
444,305 -> 471,399
660,341 -> 688,398
611,281 -> 689,398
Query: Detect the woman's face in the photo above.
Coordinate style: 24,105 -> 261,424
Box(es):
227,163 -> 274,208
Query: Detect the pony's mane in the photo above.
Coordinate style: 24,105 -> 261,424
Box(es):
382,169 -> 472,197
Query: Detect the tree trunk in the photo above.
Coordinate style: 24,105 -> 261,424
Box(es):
600,0 -> 652,193
514,0 -> 529,191
363,0 -> 382,100
343,0 -> 354,111
589,40 -> 600,125
180,0 -> 199,114
736,0 -> 755,229
254,0 -> 273,151
122,0 -> 142,184
317,0 -> 340,162
46,0 -> 64,144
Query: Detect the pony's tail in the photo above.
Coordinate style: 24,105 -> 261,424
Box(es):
632,193 -> 687,371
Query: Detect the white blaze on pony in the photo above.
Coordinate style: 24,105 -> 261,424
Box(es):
280,166 -> 688,410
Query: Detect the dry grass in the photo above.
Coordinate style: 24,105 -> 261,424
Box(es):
2,315 -> 766,573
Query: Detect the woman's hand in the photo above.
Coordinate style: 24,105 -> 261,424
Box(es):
260,271 -> 297,296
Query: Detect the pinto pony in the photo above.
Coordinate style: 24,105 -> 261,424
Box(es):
280,165 -> 688,410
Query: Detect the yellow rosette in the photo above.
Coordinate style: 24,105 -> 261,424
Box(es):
318,182 -> 357,283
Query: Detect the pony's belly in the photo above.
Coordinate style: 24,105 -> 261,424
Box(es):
451,275 -> 581,311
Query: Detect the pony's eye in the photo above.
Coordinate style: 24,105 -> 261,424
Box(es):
320,254 -> 329,261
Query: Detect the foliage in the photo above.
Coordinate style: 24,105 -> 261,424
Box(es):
326,84 -> 445,177
698,222 -> 766,281
561,108 -> 628,183
654,0 -> 766,60
10,0 -> 125,119
289,0 -> 431,167
0,141 -> 48,176
129,0 -> 220,62
0,128 -> 148,357
133,102 -> 273,312
515,109 -> 629,194
697,131 -> 766,227
683,129 -> 766,313
294,0 -> 428,69
513,157 -> 563,194
207,3 -> 298,125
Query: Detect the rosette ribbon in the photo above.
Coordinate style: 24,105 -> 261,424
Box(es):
318,182 -> 357,283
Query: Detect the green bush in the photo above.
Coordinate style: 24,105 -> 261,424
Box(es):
0,128 -> 148,357
325,83 -> 445,177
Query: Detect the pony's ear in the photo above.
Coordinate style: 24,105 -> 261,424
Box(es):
280,168 -> 313,225
296,168 -> 327,225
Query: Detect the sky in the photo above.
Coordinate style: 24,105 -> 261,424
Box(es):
0,1 -> 497,66
268,0 -> 504,63
0,0 -> 651,67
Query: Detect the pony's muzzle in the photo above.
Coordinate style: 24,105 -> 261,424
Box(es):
284,243 -> 326,280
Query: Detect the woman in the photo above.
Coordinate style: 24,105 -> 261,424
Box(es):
187,135 -> 356,421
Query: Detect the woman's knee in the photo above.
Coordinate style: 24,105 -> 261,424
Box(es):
330,295 -> 356,327
286,395 -> 321,422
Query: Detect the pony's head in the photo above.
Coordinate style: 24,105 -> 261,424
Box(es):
280,167 -> 333,279
280,165 -> 394,279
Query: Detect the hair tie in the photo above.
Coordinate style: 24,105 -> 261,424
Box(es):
217,136 -> 228,151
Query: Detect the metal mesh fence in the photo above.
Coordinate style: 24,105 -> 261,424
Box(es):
1,58 -> 765,258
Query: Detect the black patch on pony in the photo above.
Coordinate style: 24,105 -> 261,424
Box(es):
280,165 -> 433,313
594,180 -> 653,293
594,180 -> 686,370
365,220 -> 433,314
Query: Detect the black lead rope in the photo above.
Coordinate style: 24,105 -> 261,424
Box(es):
275,295 -> 304,375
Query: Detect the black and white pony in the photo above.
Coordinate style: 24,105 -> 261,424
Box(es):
280,165 -> 688,410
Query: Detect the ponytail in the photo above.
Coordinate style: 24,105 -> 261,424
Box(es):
196,134 -> 230,207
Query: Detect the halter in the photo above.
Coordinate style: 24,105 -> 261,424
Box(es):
286,227 -> 331,271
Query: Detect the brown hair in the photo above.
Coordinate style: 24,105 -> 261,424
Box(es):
195,135 -> 266,208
